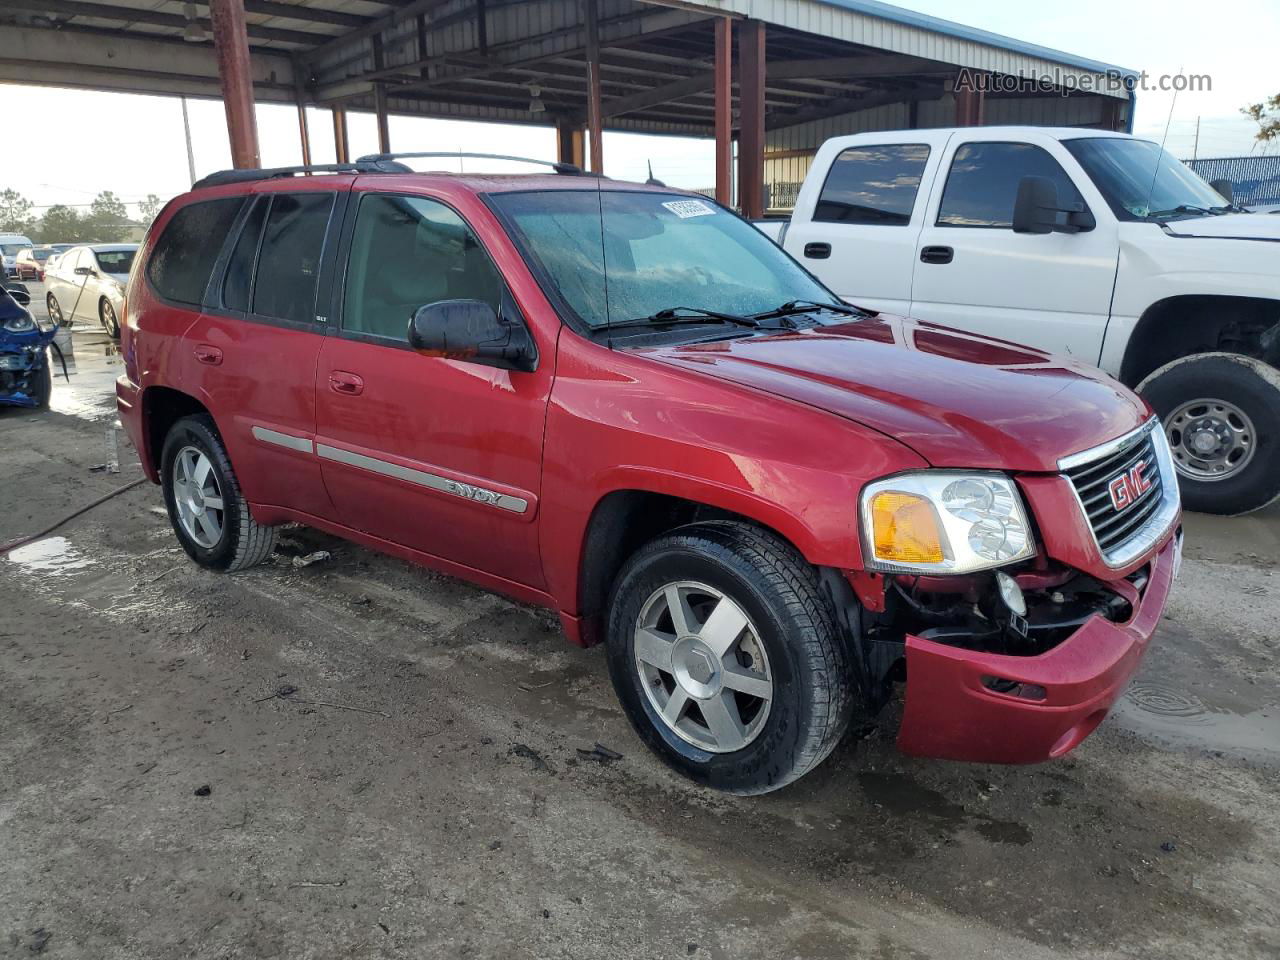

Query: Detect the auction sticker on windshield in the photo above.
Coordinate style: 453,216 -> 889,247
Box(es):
662,199 -> 716,219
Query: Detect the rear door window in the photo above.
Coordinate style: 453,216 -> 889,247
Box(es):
814,144 -> 930,225
222,197 -> 268,313
936,142 -> 1083,228
251,193 -> 336,326
147,198 -> 244,305
341,194 -> 503,342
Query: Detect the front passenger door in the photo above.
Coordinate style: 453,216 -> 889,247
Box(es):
314,191 -> 552,589
909,138 -> 1120,362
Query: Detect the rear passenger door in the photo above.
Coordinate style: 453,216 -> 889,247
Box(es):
181,188 -> 345,520
313,190 -> 551,590
784,131 -> 950,314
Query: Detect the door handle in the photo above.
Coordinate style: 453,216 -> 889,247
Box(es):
328,370 -> 365,396
919,245 -> 954,265
194,344 -> 223,365
803,242 -> 832,259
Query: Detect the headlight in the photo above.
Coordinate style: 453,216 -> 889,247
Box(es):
860,471 -> 1036,574
3,315 -> 36,333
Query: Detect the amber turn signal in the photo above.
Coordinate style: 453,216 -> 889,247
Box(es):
870,491 -> 945,564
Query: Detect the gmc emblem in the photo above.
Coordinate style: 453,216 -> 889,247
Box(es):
1108,459 -> 1154,512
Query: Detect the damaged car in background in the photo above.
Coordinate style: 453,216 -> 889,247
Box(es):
0,280 -> 64,409
116,155 -> 1183,794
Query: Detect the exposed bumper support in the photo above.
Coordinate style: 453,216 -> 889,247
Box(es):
897,530 -> 1180,763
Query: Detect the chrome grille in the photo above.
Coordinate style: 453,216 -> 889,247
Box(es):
1060,422 -> 1178,567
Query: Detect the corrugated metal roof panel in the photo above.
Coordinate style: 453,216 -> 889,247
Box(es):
702,0 -> 1133,97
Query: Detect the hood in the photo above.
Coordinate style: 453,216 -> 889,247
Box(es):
1162,212 -> 1280,242
636,315 -> 1149,472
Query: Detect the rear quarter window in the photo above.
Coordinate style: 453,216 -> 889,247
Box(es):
147,198 -> 244,305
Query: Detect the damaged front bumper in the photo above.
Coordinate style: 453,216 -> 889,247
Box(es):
0,344 -> 49,407
896,531 -> 1180,763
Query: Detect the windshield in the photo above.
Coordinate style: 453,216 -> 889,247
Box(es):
95,250 -> 136,274
490,190 -> 835,329
1064,137 -> 1231,220
1,244 -> 29,256
32,249 -> 51,261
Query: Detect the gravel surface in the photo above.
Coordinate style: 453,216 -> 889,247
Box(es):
2,308 -> 1277,959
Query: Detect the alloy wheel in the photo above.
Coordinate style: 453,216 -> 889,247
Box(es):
172,445 -> 226,548
633,580 -> 773,754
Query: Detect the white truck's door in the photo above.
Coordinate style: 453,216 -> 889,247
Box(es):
782,130 -> 953,315
908,131 -> 1120,363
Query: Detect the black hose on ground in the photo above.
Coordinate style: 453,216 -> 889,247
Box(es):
0,477 -> 148,556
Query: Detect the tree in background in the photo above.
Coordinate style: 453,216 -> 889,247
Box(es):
86,190 -> 130,242
35,205 -> 93,244
1242,94 -> 1280,143
138,194 -> 164,224
0,189 -> 35,235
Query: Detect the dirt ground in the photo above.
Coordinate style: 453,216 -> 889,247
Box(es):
2,294 -> 1278,959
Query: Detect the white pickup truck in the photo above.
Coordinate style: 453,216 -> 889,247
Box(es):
760,127 -> 1280,515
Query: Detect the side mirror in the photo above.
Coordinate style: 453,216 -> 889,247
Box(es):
74,265 -> 95,276
1209,178 -> 1234,203
408,298 -> 537,373
1012,176 -> 1096,234
6,283 -> 30,306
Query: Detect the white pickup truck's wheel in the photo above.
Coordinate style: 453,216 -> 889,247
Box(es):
1139,352 -> 1280,515
606,520 -> 855,795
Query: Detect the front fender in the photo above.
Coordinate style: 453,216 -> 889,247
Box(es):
537,332 -> 926,619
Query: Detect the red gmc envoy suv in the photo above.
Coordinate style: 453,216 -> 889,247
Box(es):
117,155 -> 1183,794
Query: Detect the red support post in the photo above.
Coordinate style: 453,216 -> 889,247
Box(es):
954,85 -> 985,127
332,108 -> 349,163
737,19 -> 765,219
585,0 -> 603,174
294,75 -> 312,166
374,83 -> 391,153
714,18 -> 732,206
209,0 -> 260,169
557,117 -> 585,169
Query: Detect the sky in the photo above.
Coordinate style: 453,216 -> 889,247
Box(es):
2,0 -> 1276,218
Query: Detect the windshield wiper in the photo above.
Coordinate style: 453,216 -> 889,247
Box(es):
1147,204 -> 1219,219
608,306 -> 789,332
753,299 -> 867,320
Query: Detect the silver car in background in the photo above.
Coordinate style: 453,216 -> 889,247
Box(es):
45,244 -> 138,338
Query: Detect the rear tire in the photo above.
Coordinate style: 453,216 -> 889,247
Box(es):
160,414 -> 276,571
605,520 -> 856,795
99,299 -> 120,338
1138,353 -> 1280,515
45,294 -> 65,327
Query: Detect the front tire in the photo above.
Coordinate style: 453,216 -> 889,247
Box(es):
30,356 -> 51,409
1138,352 -> 1280,515
606,521 -> 856,795
160,415 -> 276,571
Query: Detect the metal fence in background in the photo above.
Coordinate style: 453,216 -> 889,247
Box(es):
1185,156 -> 1280,206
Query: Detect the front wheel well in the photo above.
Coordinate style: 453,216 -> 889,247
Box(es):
575,490 -> 803,647
141,387 -> 210,477
1120,295 -> 1280,387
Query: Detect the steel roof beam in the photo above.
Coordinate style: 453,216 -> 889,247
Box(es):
4,0 -> 328,46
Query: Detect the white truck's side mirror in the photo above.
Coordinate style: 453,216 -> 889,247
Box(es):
1012,176 -> 1095,235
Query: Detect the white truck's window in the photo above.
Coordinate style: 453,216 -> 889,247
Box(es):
814,144 -> 929,225
937,142 -> 1082,228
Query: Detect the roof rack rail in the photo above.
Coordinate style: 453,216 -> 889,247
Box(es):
192,159 -> 412,190
355,151 -> 591,176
